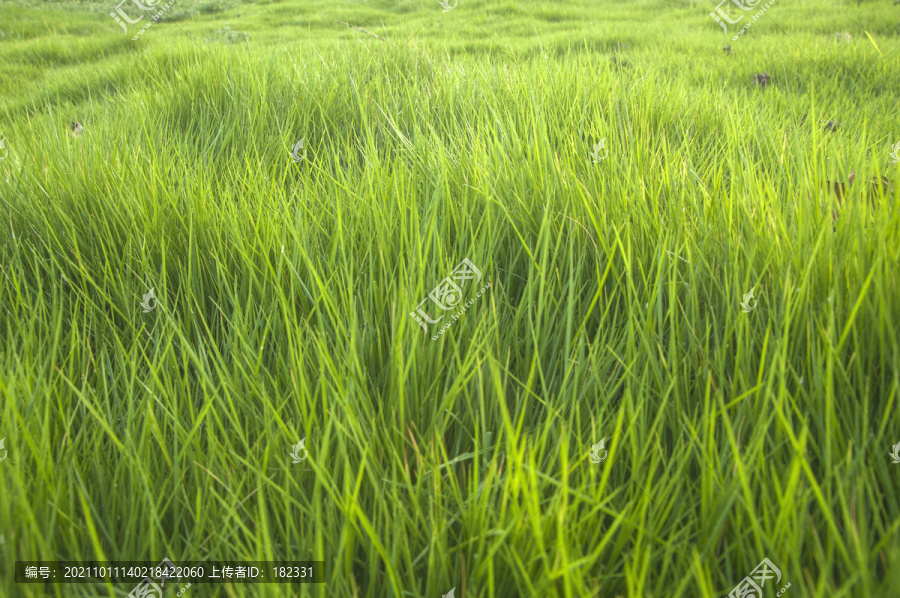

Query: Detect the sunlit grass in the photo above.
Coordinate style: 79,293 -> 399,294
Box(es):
1,0 -> 899,597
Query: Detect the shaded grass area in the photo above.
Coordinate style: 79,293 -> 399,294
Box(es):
1,0 -> 900,597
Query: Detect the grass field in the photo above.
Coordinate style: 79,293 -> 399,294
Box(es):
1,0 -> 900,596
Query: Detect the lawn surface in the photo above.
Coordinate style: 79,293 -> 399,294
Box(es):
1,0 -> 900,596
